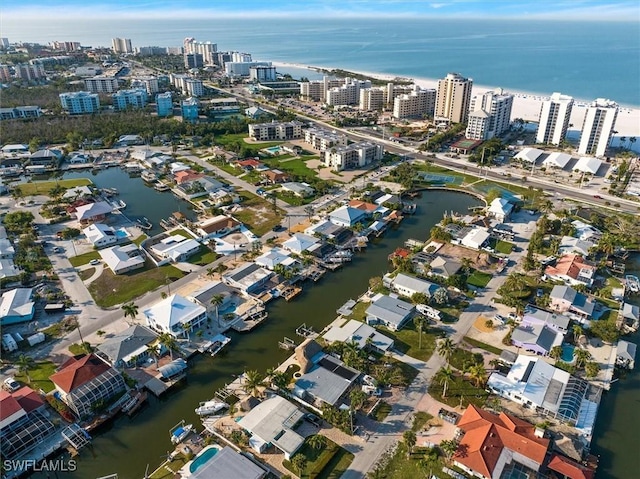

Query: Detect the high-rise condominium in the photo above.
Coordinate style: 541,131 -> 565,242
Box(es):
111,38 -> 132,54
535,92 -> 573,145
578,99 -> 618,157
435,73 -> 473,124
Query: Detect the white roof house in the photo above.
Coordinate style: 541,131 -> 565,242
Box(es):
571,220 -> 602,241
254,248 -> 296,271
573,157 -> 602,175
487,198 -> 514,223
384,272 -> 439,299
143,294 -> 207,338
323,319 -> 394,353
63,185 -> 93,199
328,206 -> 366,227
514,147 -> 543,163
1,144 -> 28,153
558,236 -> 595,257
461,227 -> 491,250
282,233 -> 319,254
0,259 -> 19,279
542,152 -> 572,169
150,235 -> 201,262
281,182 -> 315,197
83,223 -> 118,248
222,262 -> 273,294
238,396 -> 305,460
0,288 -> 35,325
0,238 -> 15,259
99,244 -> 145,274
75,201 -> 113,222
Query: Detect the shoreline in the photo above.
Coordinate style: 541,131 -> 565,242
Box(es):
273,61 -> 640,141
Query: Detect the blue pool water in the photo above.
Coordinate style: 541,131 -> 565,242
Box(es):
189,446 -> 220,473
218,304 -> 237,315
115,229 -> 128,239
265,146 -> 281,154
561,344 -> 575,363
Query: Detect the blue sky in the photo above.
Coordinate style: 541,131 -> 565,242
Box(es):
2,0 -> 639,20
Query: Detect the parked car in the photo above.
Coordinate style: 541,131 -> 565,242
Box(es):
494,314 -> 507,324
304,413 -> 321,426
90,259 -> 101,265
3,377 -> 21,393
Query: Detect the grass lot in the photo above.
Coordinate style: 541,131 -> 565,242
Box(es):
78,267 -> 95,281
69,250 -> 100,267
19,178 -> 92,197
188,246 -> 218,266
15,360 -> 57,392
428,371 -> 490,409
233,190 -> 282,236
169,229 -> 195,239
274,190 -> 314,206
68,343 -> 93,355
213,162 -> 243,176
132,235 -> 147,246
214,133 -> 282,155
372,401 -> 392,421
379,323 -> 444,362
283,436 -> 354,479
346,302 -> 369,322
88,261 -> 184,307
369,442 -> 449,479
463,336 -> 503,355
495,240 -> 514,255
149,457 -> 188,479
466,269 -> 493,288
449,348 -> 484,371
275,157 -> 319,181
412,411 -> 433,432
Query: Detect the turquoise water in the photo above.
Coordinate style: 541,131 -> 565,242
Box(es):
218,304 -> 237,315
189,446 -> 220,473
561,344 -> 575,363
115,230 -> 128,239
265,146 -> 281,154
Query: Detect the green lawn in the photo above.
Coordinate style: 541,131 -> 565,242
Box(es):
132,234 -> 147,246
346,302 -> 369,322
428,371 -> 490,409
379,323 -> 443,362
463,336 -> 503,355
449,348 -> 484,371
19,178 -> 92,197
214,133 -> 282,155
283,436 -> 354,479
495,240 -> 514,255
275,158 -> 319,180
15,360 -> 57,392
369,442 -> 449,479
69,250 -> 101,267
274,190 -> 313,206
411,411 -> 433,432
372,401 -> 392,421
78,267 -> 95,281
467,269 -> 493,288
212,161 -> 243,176
88,261 -> 184,307
188,246 -> 218,266
169,229 -> 195,239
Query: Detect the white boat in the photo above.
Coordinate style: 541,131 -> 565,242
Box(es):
154,183 -> 170,192
626,275 -> 640,293
141,170 -> 158,182
194,401 -> 228,416
170,423 -> 193,444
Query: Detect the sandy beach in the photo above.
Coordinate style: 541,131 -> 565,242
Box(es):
274,61 -> 640,146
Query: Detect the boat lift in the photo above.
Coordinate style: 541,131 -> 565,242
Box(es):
278,337 -> 296,350
296,323 -> 317,339
62,423 -> 91,451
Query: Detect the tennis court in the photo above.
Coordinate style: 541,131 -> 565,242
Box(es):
421,173 -> 463,185
474,184 -> 522,202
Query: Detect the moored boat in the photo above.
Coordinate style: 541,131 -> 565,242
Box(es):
194,400 -> 228,416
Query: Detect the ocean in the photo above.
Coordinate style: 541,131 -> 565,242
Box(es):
4,18 -> 640,106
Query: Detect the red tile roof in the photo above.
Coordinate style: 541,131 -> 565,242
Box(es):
545,254 -> 596,281
348,200 -> 379,212
0,390 -> 23,422
174,169 -> 203,185
50,354 -> 111,393
13,386 -> 44,413
454,405 -> 549,478
548,453 -> 596,479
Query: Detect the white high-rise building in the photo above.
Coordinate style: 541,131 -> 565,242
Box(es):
324,142 -> 384,171
184,79 -> 204,97
112,89 -> 148,111
326,78 -> 371,106
393,86 -> 436,119
465,91 -> 514,140
359,88 -> 386,111
183,38 -> 217,66
578,99 -> 618,157
435,73 -> 473,124
536,92 -> 573,145
111,38 -> 132,54
300,77 -> 344,102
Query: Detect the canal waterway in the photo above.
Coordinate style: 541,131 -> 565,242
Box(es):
31,190 -> 479,479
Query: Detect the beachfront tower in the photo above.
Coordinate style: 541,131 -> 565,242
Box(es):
435,73 -> 473,124
578,99 -> 619,157
465,91 -> 514,140
536,92 -> 573,146
111,38 -> 132,54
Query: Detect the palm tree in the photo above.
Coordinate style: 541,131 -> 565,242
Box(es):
210,294 -> 224,328
572,325 -> 584,343
574,348 -> 592,369
160,291 -> 168,300
468,363 -> 487,388
307,434 -> 326,450
440,439 -> 458,462
629,136 -> 637,151
146,344 -> 161,369
49,184 -> 66,200
349,388 -> 368,411
460,257 -> 473,275
436,366 -> 455,398
242,370 -> 265,398
291,454 -> 307,476
403,430 -> 417,457
121,302 -> 139,325
182,323 -> 192,341
414,315 -> 427,350
16,354 -> 35,382
550,345 -> 563,364
158,333 -> 179,360
271,371 -> 289,391
437,338 -> 455,365
206,267 -> 215,279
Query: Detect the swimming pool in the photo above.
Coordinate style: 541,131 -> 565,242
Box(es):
265,146 -> 281,154
189,446 -> 220,473
561,344 -> 575,363
218,304 -> 237,315
115,229 -> 128,239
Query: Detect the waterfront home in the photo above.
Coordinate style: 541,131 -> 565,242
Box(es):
487,355 -> 601,437
0,237 -> 15,259
547,453 -> 597,479
222,262 -> 273,294
169,161 -> 191,174
175,176 -> 226,200
143,294 -> 207,339
621,303 -> 639,329
262,168 -> 288,184
615,340 -> 636,370
63,185 -> 93,200
571,220 -> 602,242
0,288 -> 35,326
150,235 -> 201,263
99,244 -> 145,275
186,445 -> 267,479
383,272 -> 439,299
453,405 -> 549,479
348,199 -> 386,217
523,306 -> 570,333
254,248 -> 297,271
558,236 -> 595,257
238,396 -> 305,460
511,322 -> 563,356
294,354 -> 361,408
0,259 -> 19,279
365,294 -> 415,331
323,319 -> 394,353
187,281 -> 237,313
549,285 -> 596,319
281,181 -> 315,198
460,226 -> 491,250
429,255 -> 462,279
0,386 -> 56,461
173,169 -> 204,185
74,201 -> 114,225
544,254 -> 597,288
328,206 -> 366,228
50,354 -> 126,419
195,215 -> 241,240
281,233 -> 320,255
29,148 -> 62,167
83,223 -> 119,249
95,325 -> 160,369
304,220 -> 352,243
487,197 -> 514,223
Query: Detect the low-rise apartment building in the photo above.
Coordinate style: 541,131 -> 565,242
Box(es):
323,141 -> 383,171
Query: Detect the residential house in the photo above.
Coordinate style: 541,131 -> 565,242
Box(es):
254,248 -> 297,271
621,303 -> 640,329
305,220 -> 352,243
173,169 -> 204,185
222,262 -> 273,294
348,199 -> 385,217
365,293 -> 415,331
196,215 -> 241,240
99,244 -> 145,274
63,185 -> 93,200
523,306 -> 571,333
150,235 -> 201,262
95,325 -> 159,368
75,201 -> 113,225
322,319 -> 394,353
235,159 -> 265,171
460,227 -> 491,250
429,255 -> 461,279
294,354 -> 360,407
0,288 -> 35,326
571,220 -> 602,242
50,354 -> 126,419
487,197 -> 514,223
281,182 -> 314,198
244,105 -> 270,120
189,446 -> 267,479
453,405 -> 549,479
547,453 -> 596,479
83,223 -> 119,249
262,169 -> 288,184
187,281 -> 236,315
0,237 -> 15,259
549,285 -> 596,319
237,396 -> 304,460
0,259 -> 18,279
328,206 -> 366,228
615,340 -> 636,370
175,176 -> 225,200
559,236 -> 595,257
545,254 -> 597,288
282,233 -> 320,255
384,272 -> 439,299
29,149 -> 61,167
1,386 -> 56,461
144,294 -> 207,338
487,355 -> 601,435
511,322 -> 563,356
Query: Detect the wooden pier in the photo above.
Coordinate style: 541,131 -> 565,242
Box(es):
232,310 -> 268,332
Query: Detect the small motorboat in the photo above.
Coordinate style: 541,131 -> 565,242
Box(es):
194,401 -> 228,416
170,423 -> 193,444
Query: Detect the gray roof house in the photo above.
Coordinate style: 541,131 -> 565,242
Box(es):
429,255 -> 461,279
238,395 -> 305,460
365,294 -> 415,331
294,355 -> 361,407
549,285 -> 596,319
523,306 -> 571,333
511,323 -> 563,356
622,303 -> 640,329
328,206 -> 366,228
95,325 -> 159,368
190,446 -> 267,479
322,319 -> 394,353
222,262 -> 273,294
615,340 -> 636,370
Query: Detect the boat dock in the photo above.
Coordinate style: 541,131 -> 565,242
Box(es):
625,275 -> 639,294
121,390 -> 148,416
278,337 -> 297,350
296,323 -> 318,339
302,264 -> 326,282
232,309 -> 268,332
278,283 -> 303,301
